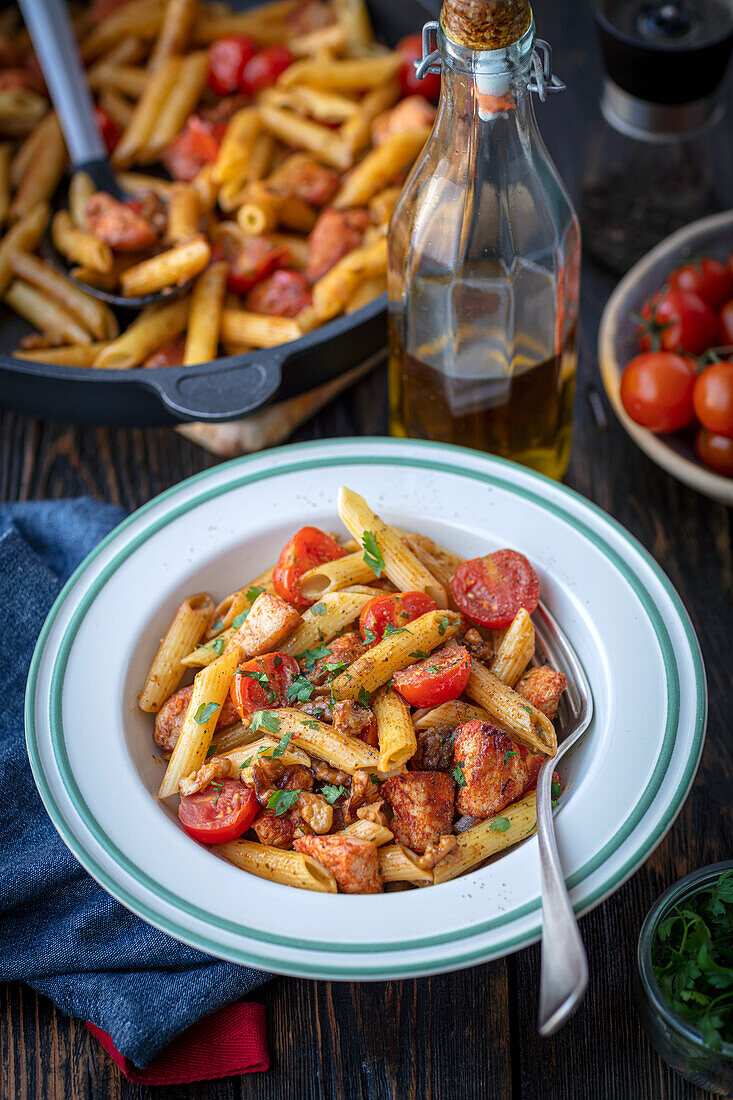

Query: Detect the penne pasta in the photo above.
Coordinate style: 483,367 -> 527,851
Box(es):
9,251 -> 118,341
112,55 -> 181,167
184,260 -> 228,365
374,686 -> 416,774
80,0 -> 167,61
222,737 -> 312,770
220,309 -> 302,349
138,592 -> 214,712
340,80 -> 400,154
167,183 -> 201,242
4,280 -> 92,345
94,298 -> 190,370
433,793 -> 538,884
0,201 -> 49,297
266,709 -> 380,774
120,235 -> 211,296
465,659 -> 557,755
489,608 -> 535,688
258,102 -> 352,171
279,589 -> 373,657
334,127 -> 430,209
68,171 -> 96,229
207,568 -> 276,639
98,87 -> 135,129
182,626 -> 236,668
52,211 -> 113,274
312,236 -> 388,322
9,113 -> 66,223
214,839 -> 338,893
345,274 -> 387,313
413,699 -> 489,730
299,550 -> 377,600
0,143 -> 11,227
147,0 -> 198,70
280,54 -> 402,92
378,844 -> 433,884
11,342 -> 110,366
339,819 -> 394,845
145,51 -> 209,158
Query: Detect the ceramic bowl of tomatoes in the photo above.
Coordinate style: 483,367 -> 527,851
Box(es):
599,210 -> 733,505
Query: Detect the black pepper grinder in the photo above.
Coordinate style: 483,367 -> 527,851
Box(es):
581,0 -> 733,276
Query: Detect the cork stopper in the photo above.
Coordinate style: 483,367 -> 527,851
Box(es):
440,0 -> 532,50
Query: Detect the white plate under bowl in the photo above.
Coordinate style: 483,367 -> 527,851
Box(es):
25,438 -> 706,979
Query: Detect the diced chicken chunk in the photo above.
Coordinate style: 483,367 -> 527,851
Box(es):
84,192 -> 158,251
453,720 -> 529,819
372,95 -> 436,146
153,685 -> 239,752
382,771 -> 455,853
306,207 -> 371,283
229,592 -> 301,658
252,810 -> 296,849
294,834 -> 383,893
515,666 -> 567,720
179,755 -> 234,797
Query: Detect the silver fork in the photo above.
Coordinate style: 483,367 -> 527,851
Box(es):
532,603 -> 594,1036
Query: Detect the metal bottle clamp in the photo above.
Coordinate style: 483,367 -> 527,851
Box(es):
416,21 -> 566,102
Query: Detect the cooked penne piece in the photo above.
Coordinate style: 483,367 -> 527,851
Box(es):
11,121 -> 48,189
0,89 -> 47,137
94,298 -> 190,370
465,660 -> 557,755
345,274 -> 387,313
120,236 -> 211,296
222,737 -> 312,770
158,646 -> 242,798
145,51 -> 209,158
52,211 -> 113,274
209,719 -> 252,755
337,487 -> 447,606
280,55 -> 402,92
11,342 -> 110,366
183,627 -> 237,667
413,699 -> 489,730
220,309 -> 302,349
98,87 -> 135,129
9,113 -> 66,223
9,252 -> 118,341
214,839 -> 338,893
339,819 -> 394,845
490,608 -> 535,688
92,64 -> 150,98
374,686 -> 416,774
68,171 -> 96,229
138,592 -> 214,712
0,201 -> 49,296
237,185 -> 316,236
80,0 -> 166,60
332,609 -> 462,701
433,793 -> 538,884
288,22 -> 346,56
378,844 -> 433,884
279,589 -> 373,657
264,85 -> 360,123
86,35 -> 146,85
116,171 -> 176,198
258,102 -> 352,171
184,260 -> 227,365
334,127 -> 430,209
4,280 -> 92,345
340,80 -> 400,154
112,55 -> 181,167
399,532 -> 464,596
368,185 -> 402,225
207,567 -> 276,639
312,236 -> 387,322
166,183 -> 200,242
267,709 -> 380,774
0,143 -> 11,227
211,108 -> 260,187
334,0 -> 375,53
193,1 -> 300,44
299,551 -> 377,601
148,0 -> 198,70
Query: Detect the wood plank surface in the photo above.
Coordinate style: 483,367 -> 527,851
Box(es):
1,1 -> 732,1098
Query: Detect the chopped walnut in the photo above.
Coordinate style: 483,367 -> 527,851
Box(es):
416,835 -> 458,871
462,627 -> 496,664
356,799 -> 388,827
343,769 -> 381,823
178,756 -> 234,797
297,792 -> 334,835
311,759 -> 350,786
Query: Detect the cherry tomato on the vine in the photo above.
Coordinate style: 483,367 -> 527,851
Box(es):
669,258 -> 733,312
208,35 -> 257,97
695,429 -> 733,476
693,361 -> 733,438
396,34 -> 441,102
638,288 -> 718,357
619,352 -> 696,433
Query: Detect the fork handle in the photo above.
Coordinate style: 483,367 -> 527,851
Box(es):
536,762 -> 588,1036
17,0 -> 106,166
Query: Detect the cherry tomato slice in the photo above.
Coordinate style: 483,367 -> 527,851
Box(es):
392,645 -> 470,708
161,115 -> 226,181
518,745 -> 561,794
669,258 -> 733,313
638,288 -> 718,357
396,33 -> 441,103
240,45 -> 293,94
94,105 -> 121,154
208,35 -> 257,97
226,239 -> 291,296
230,653 -> 300,722
693,361 -> 733,438
273,526 -> 346,608
245,269 -> 312,317
451,549 -> 539,629
718,298 -> 733,348
695,429 -> 733,476
359,591 -> 438,643
619,351 -> 696,433
179,780 -> 259,844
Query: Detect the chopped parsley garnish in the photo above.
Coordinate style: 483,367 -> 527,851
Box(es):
246,585 -> 264,603
384,622 -> 409,637
212,618 -> 223,633
452,762 -> 467,788
551,779 -> 561,800
232,610 -> 249,629
205,744 -> 218,759
267,788 -> 303,816
303,720 -> 321,730
357,686 -> 372,707
287,676 -> 314,704
250,710 -> 281,734
489,817 -> 511,833
362,627 -> 377,645
208,637 -> 225,656
503,750 -> 517,764
361,530 -> 385,577
194,701 -> 218,724
311,602 -> 327,616
438,615 -> 451,636
369,773 -> 381,784
323,658 -> 347,673
410,649 -> 428,659
521,704 -> 533,715
296,643 -> 331,671
321,783 -> 347,804
211,781 -> 224,805
269,731 -> 292,758
242,669 -> 275,701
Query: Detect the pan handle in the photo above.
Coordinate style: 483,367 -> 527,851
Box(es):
142,352 -> 283,422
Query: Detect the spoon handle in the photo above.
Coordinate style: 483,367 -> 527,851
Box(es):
536,759 -> 588,1036
17,0 -> 106,166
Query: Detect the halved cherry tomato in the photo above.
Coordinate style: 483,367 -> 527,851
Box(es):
396,34 -> 441,103
518,745 -> 561,794
619,351 -> 696,433
718,298 -> 733,347
451,549 -> 539,629
392,645 -> 470,708
695,429 -> 733,476
161,115 -> 227,181
669,258 -> 733,312
208,35 -> 257,97
273,526 -> 346,608
230,652 -> 300,722
142,336 -> 186,368
359,591 -> 438,643
693,361 -> 733,437
638,288 -> 717,357
245,269 -> 312,317
240,45 -> 293,94
179,780 -> 259,844
0,67 -> 45,94
226,239 -> 291,296
94,105 -> 121,154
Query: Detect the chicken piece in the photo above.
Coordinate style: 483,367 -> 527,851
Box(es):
453,720 -> 529,820
273,156 -> 341,207
382,771 -> 455,853
251,758 -> 314,808
294,835 -> 383,894
153,685 -> 239,752
252,810 -> 296,849
372,96 -> 436,146
287,0 -> 336,33
343,768 -> 382,824
306,207 -> 371,283
179,755 -> 234,797
228,592 -> 301,658
298,697 -> 334,722
356,799 -> 388,827
245,270 -> 312,318
306,631 -> 366,687
516,666 -> 567,720
84,192 -> 158,251
332,699 -> 378,748
142,335 -> 186,369
411,725 -> 455,772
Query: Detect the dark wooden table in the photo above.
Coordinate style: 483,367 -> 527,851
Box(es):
2,3 -> 732,1098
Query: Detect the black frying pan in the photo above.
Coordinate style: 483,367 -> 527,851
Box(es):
0,0 -> 439,426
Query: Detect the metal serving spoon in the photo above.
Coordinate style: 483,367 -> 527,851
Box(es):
16,0 -> 192,309
533,603 -> 594,1036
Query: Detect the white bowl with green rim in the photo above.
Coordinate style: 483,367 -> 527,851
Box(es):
25,438 -> 707,979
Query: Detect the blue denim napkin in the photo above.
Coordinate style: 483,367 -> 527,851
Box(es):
0,498 -> 271,1068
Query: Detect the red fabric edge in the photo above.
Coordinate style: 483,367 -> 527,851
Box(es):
86,1001 -> 269,1084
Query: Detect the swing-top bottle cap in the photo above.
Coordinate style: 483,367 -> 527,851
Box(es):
440,0 -> 532,51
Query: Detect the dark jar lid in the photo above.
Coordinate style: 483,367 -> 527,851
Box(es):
593,0 -> 733,104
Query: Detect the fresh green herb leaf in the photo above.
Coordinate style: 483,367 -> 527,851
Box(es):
267,788 -> 303,816
246,585 -> 264,603
232,610 -> 249,629
410,649 -> 428,659
194,701 -> 218,724
242,669 -> 275,701
269,731 -> 292,759
362,530 -> 385,577
205,744 -> 218,759
211,781 -> 224,805
488,817 -> 511,833
250,710 -> 281,734
503,750 -> 517,764
208,637 -> 225,656
323,658 -> 347,673
361,627 -> 377,645
438,615 -> 450,636
296,643 -> 331,671
321,783 -> 347,804
357,686 -> 372,707
369,773 -> 381,784
303,720 -> 321,730
551,779 -> 562,800
287,676 -> 314,704
521,704 -> 533,715
384,622 -> 409,637
212,618 -> 223,633
311,602 -> 327,616
452,763 -> 467,788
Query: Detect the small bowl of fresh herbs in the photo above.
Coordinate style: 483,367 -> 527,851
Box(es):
635,862 -> 733,1095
